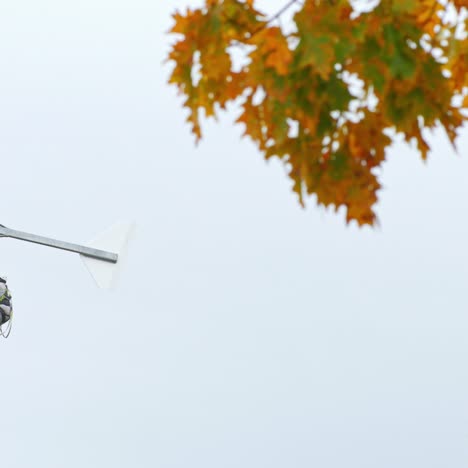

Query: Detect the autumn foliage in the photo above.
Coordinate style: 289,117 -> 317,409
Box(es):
167,0 -> 468,225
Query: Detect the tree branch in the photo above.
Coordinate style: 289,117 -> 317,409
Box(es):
248,0 -> 303,39
269,0 -> 302,24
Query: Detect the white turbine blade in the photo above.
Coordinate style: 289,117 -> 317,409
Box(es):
80,222 -> 134,289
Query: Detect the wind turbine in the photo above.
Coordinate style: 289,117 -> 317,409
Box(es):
0,222 -> 134,288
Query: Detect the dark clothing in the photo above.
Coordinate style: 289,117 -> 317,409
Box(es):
0,278 -> 12,325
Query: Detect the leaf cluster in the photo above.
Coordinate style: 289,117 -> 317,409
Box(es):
168,0 -> 468,225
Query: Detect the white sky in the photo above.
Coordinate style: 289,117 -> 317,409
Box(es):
0,1 -> 467,467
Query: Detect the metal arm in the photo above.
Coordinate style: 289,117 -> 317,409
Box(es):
0,225 -> 118,263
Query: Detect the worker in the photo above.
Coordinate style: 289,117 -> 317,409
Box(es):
0,277 -> 12,326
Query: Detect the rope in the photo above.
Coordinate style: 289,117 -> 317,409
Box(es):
0,310 -> 13,338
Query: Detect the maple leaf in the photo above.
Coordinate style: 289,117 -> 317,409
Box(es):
252,27 -> 293,76
167,0 -> 468,226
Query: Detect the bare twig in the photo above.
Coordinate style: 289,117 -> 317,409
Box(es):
248,0 -> 303,39
269,0 -> 302,24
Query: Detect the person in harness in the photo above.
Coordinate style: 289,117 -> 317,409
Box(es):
0,277 -> 12,326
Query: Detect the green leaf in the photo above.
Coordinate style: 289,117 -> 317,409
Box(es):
364,64 -> 386,92
335,40 -> 356,63
391,0 -> 419,14
296,34 -> 336,78
383,24 -> 417,79
329,152 -> 347,180
326,75 -> 352,111
317,107 -> 334,137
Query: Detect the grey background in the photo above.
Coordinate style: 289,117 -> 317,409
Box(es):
0,1 -> 467,467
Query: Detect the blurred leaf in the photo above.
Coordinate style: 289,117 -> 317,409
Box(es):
167,0 -> 468,226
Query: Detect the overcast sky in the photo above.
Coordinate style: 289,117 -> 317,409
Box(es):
0,1 -> 467,467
